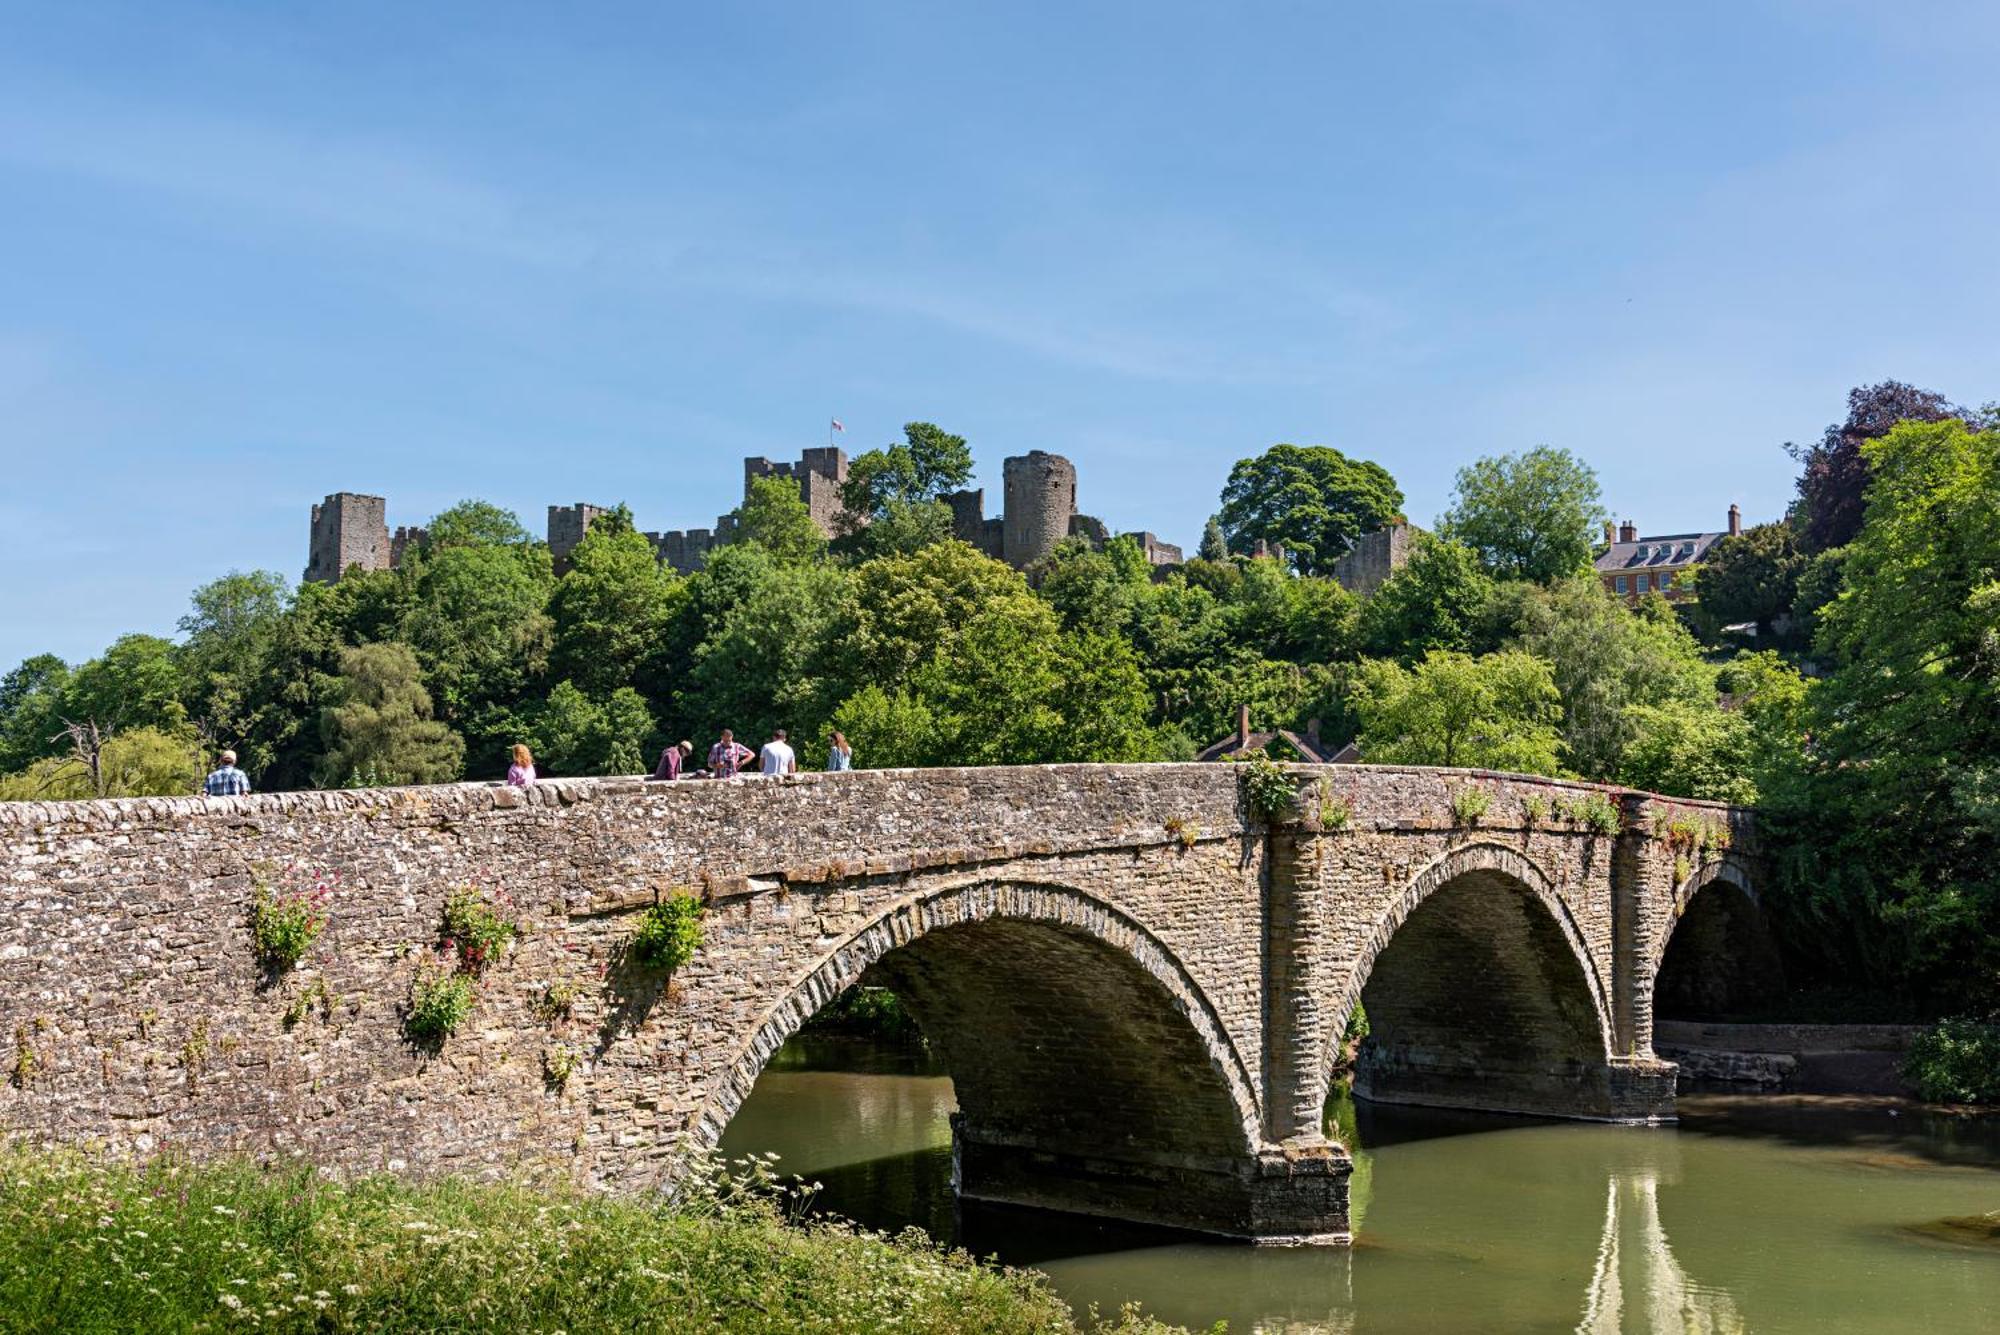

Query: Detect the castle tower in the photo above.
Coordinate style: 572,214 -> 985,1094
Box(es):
306,493 -> 392,584
1001,451 -> 1077,570
548,503 -> 608,575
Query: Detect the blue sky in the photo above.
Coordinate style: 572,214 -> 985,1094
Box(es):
4,2 -> 1998,667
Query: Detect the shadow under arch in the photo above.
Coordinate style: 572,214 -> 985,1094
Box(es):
697,880 -> 1343,1240
1321,841 -> 1644,1123
1650,856 -> 1781,1022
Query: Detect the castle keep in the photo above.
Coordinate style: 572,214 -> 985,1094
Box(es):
306,446 -> 1185,581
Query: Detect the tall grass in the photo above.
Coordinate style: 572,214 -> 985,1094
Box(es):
0,1148 -> 1186,1333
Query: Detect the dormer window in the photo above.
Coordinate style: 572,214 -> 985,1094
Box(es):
1633,544 -> 1648,560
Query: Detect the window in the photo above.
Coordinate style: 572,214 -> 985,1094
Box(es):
1615,576 -> 1629,594
1633,544 -> 1648,560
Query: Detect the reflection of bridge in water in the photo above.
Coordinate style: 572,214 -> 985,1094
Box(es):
0,763 -> 1780,1245
1576,1171 -> 1745,1335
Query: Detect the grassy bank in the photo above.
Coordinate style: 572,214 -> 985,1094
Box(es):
0,1149 -> 1186,1334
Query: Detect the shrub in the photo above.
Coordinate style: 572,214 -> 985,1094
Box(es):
630,894 -> 705,973
404,959 -> 475,1045
1448,785 -> 1491,826
1521,794 -> 1550,825
441,884 -> 518,974
1904,1018 -> 2000,1104
1560,792 -> 1622,836
249,865 -> 333,973
536,979 -> 580,1024
1238,751 -> 1297,822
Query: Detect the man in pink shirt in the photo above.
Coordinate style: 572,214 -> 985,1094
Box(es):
706,729 -> 754,777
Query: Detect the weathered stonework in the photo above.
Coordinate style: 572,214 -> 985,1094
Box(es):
0,764 -> 1759,1243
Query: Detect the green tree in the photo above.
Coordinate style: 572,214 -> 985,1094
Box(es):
1218,444 -> 1403,577
840,421 -> 975,520
730,475 -> 828,565
177,570 -> 290,745
397,531 -> 554,736
1353,649 -> 1564,774
423,500 -> 533,551
1775,417 -> 2000,1010
1198,515 -> 1230,562
836,421 -> 975,558
1440,446 -> 1604,583
1356,535 -> 1496,661
548,515 -> 682,699
0,726 -> 204,801
1506,576 -> 1714,780
1036,537 -> 1151,638
844,541 -> 1025,687
1617,701 -> 1755,803
1695,521 -> 1807,640
0,655 -> 72,772
315,642 -> 465,787
506,682 -> 652,777
676,545 -> 853,747
62,635 -> 188,738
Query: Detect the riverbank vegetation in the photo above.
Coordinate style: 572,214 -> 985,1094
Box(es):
4,385 -> 1998,1028
0,1148 -> 1187,1334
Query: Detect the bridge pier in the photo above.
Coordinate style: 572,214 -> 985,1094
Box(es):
951,1118 -> 1352,1244
1352,1052 -> 1676,1123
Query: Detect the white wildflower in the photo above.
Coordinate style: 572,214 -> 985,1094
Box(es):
218,1293 -> 243,1310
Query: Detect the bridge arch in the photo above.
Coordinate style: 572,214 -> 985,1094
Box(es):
1650,855 -> 1780,1022
1322,840 -> 1621,1121
695,880 -> 1266,1221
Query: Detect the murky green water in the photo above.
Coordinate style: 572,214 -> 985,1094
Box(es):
721,1038 -> 2000,1333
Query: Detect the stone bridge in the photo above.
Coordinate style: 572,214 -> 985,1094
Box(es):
0,763 -> 1768,1244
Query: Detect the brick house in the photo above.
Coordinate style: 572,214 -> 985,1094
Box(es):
1595,506 -> 1741,604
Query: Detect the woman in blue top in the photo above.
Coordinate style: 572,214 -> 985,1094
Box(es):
826,731 -> 853,772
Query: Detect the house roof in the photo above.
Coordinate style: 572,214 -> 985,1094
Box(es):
1593,530 -> 1727,573
1195,729 -> 1350,765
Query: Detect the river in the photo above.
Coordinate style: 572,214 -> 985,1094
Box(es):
720,1036 -> 2000,1333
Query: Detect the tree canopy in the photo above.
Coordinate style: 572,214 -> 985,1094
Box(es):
1440,446 -> 1603,584
1218,444 -> 1403,577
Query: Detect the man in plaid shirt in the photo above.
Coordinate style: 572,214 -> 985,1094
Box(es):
203,749 -> 251,797
706,729 -> 755,778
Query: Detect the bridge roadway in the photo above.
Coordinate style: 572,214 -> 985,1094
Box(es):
0,763 -> 1769,1243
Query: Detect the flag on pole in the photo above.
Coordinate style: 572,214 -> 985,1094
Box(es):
830,418 -> 845,433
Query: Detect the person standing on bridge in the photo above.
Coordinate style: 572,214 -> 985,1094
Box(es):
759,729 -> 797,776
506,744 -> 537,787
826,730 -> 853,772
650,739 -> 693,781
202,749 -> 251,797
707,729 -> 754,778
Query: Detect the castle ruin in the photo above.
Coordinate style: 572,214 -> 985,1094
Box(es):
306,446 -> 1183,584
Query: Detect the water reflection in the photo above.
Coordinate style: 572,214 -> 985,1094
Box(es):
1576,1173 -> 1743,1335
721,1038 -> 2000,1334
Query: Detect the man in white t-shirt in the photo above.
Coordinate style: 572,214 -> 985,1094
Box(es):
759,728 -> 797,776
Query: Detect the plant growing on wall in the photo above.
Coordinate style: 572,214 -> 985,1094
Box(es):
1317,787 -> 1353,833
1238,751 -> 1298,822
1448,785 -> 1492,826
442,883 -> 519,975
249,865 -> 333,974
1163,816 -> 1201,850
1575,793 -> 1622,836
1521,794 -> 1550,826
405,957 -> 475,1046
629,894 -> 705,973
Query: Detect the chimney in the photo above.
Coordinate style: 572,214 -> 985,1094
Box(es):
1728,503 -> 1742,536
1602,520 -> 1616,545
1619,520 -> 1638,544
1236,703 -> 1251,748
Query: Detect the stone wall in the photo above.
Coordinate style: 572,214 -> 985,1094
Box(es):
1330,520 -> 1410,597
0,763 -> 1757,1242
